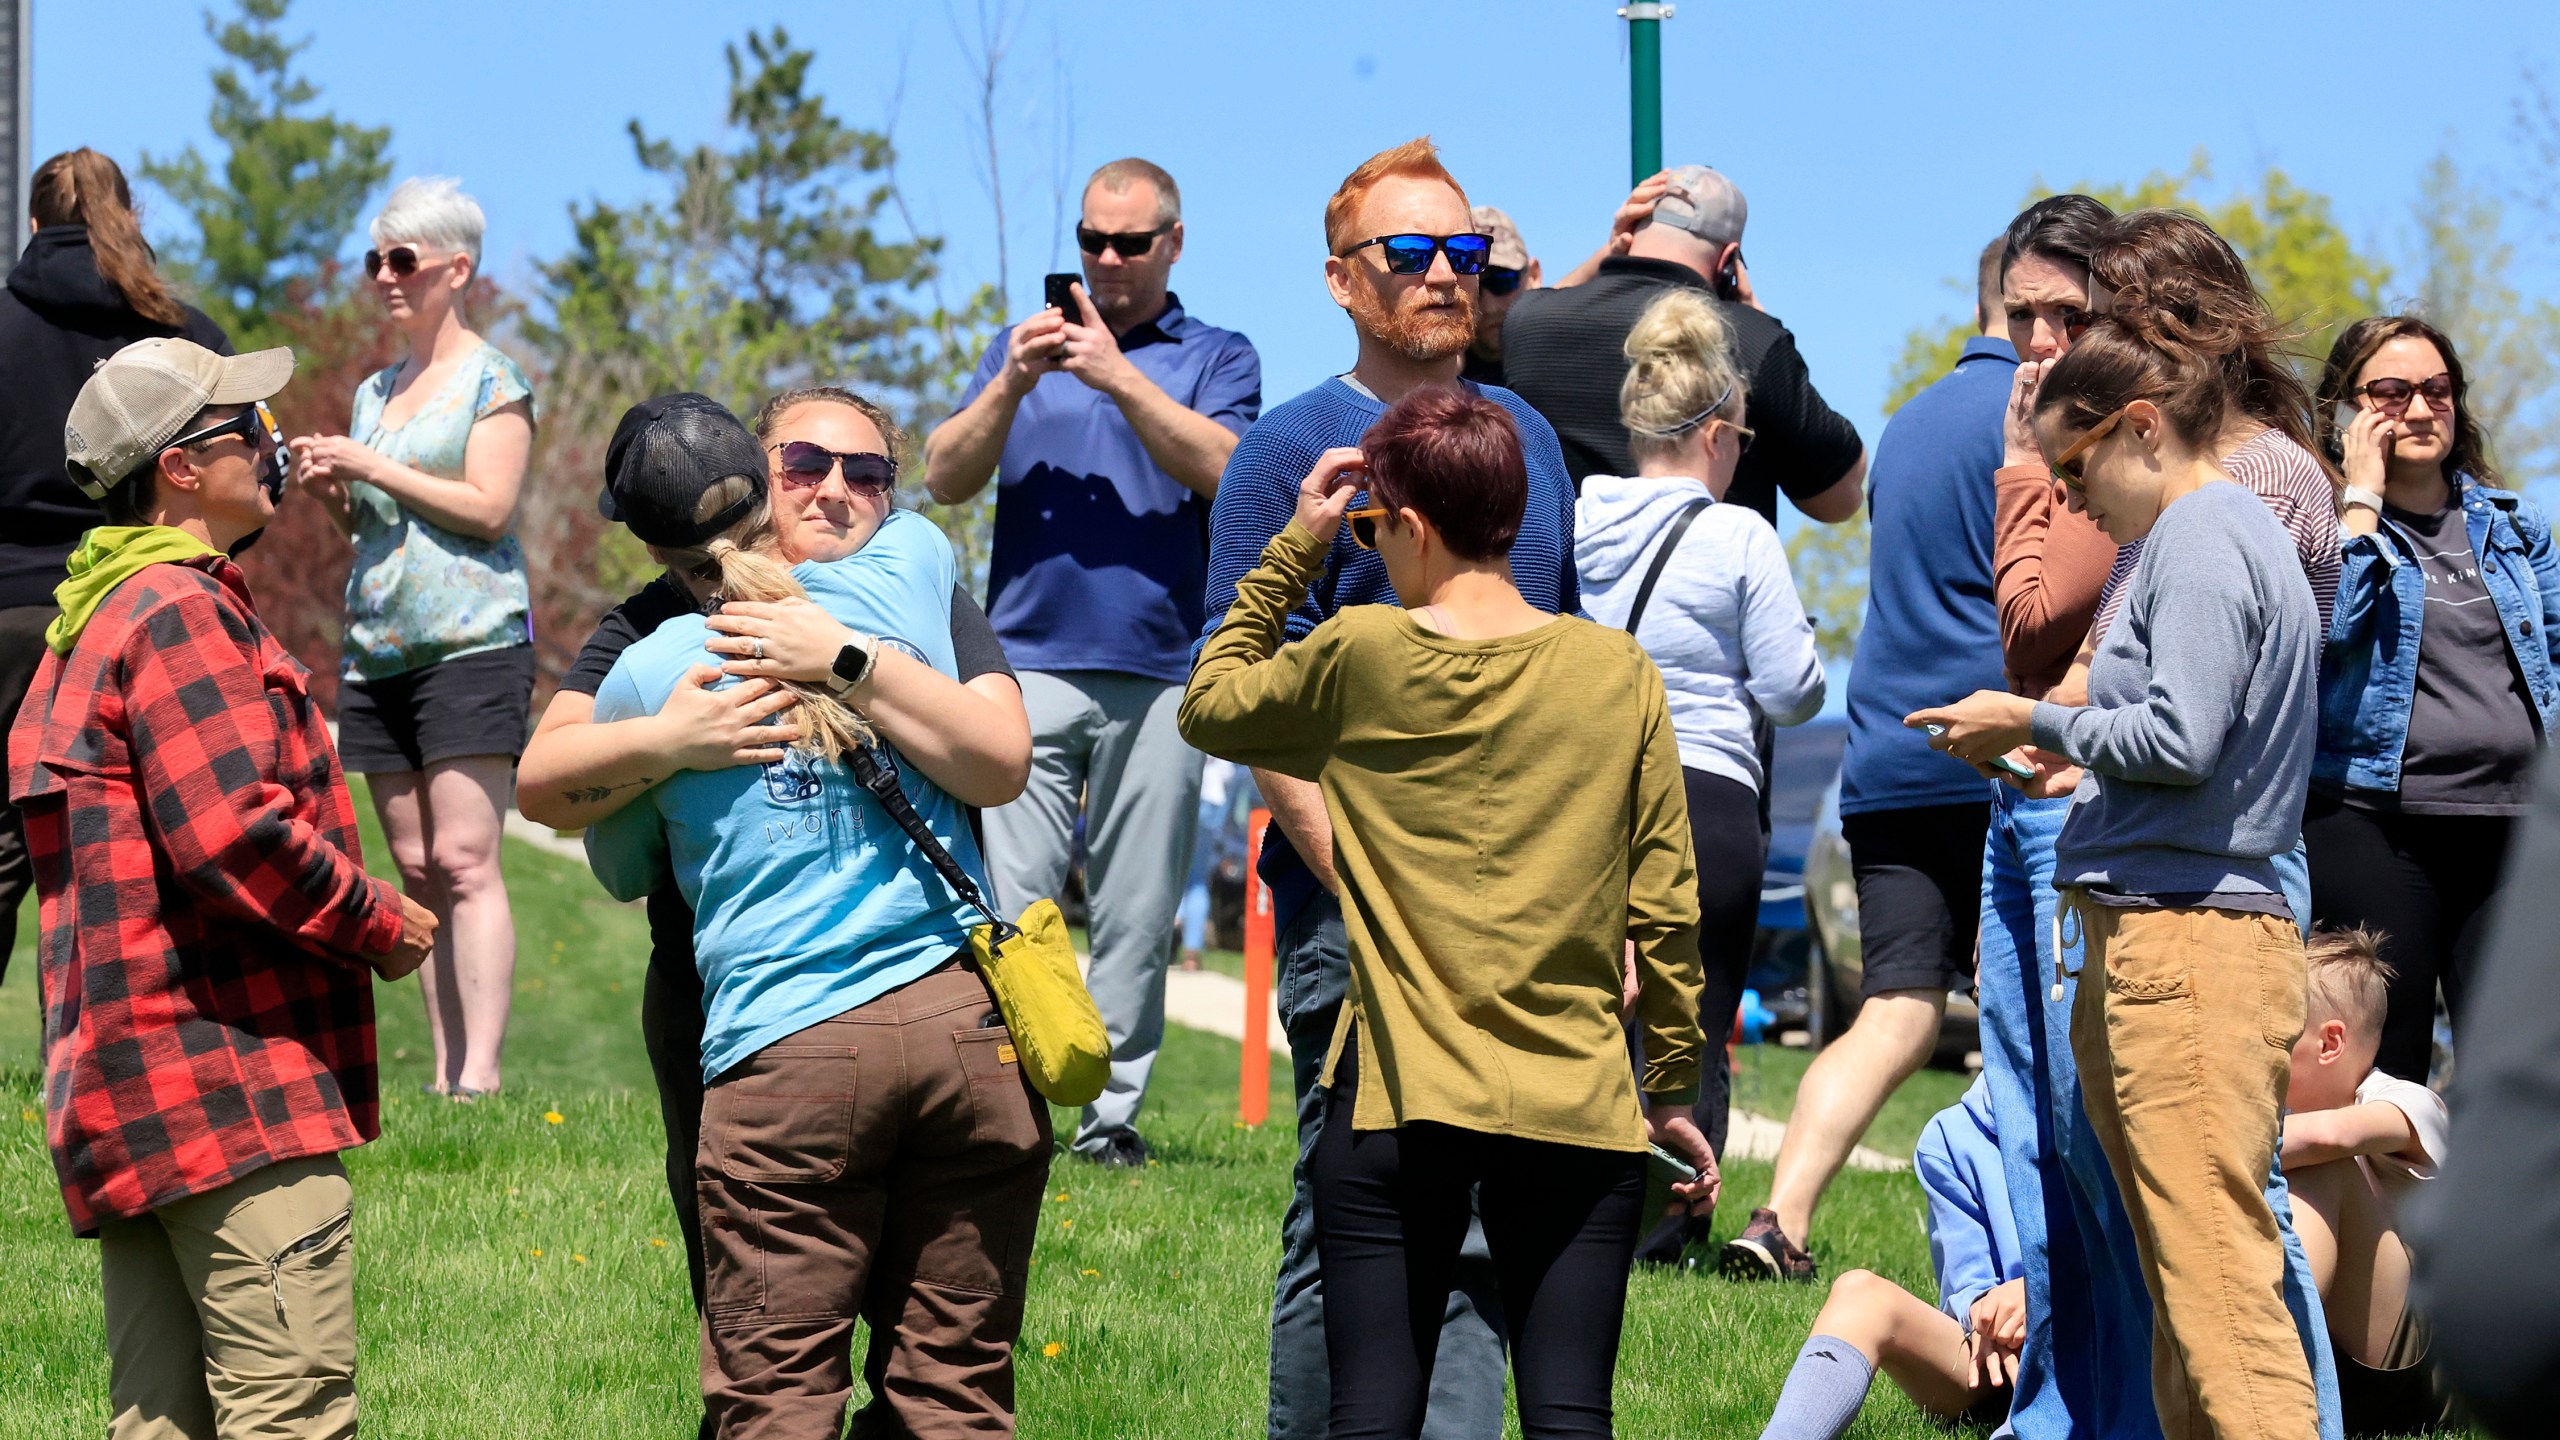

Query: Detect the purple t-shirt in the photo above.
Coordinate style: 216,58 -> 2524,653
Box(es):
957,295 -> 1260,684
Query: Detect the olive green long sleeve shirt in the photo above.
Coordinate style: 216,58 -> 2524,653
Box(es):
1179,523 -> 1705,1151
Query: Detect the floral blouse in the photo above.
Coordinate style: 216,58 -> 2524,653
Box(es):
342,342 -> 537,681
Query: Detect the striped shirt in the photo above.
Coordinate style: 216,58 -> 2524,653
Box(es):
2092,428 -> 2339,644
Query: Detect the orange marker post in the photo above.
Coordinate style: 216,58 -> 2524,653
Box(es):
1240,808 -> 1275,1126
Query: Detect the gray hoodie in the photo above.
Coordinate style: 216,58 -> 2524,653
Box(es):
1576,474 -> 1827,792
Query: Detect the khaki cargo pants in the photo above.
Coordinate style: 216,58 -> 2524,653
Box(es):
95,1153 -> 357,1440
698,962 -> 1053,1439
2069,900 -> 2317,1440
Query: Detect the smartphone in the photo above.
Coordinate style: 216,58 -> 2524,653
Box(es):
1927,724 -> 2038,782
1647,1142 -> 1700,1184
1043,272 -> 1081,313
1713,247 -> 1745,301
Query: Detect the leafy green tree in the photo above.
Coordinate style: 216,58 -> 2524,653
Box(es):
530,26 -> 1002,586
1799,155 -> 2393,663
141,0 -> 391,349
2404,153 -> 2560,494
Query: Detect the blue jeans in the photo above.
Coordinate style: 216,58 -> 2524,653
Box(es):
1267,893 -> 1509,1440
1977,788 -> 2341,1439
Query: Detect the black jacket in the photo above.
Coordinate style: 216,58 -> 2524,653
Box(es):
0,226 -> 229,610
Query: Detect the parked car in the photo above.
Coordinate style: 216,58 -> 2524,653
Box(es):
1800,776 -> 1981,1067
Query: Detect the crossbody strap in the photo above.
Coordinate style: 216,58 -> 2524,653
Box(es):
1622,498 -> 1712,638
848,742 -> 1018,943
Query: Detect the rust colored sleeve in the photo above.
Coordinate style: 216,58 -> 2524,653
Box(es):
1993,463 -> 2117,697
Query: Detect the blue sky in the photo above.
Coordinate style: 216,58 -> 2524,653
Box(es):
36,0 -> 2560,449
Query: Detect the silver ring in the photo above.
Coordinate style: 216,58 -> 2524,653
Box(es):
750,637 -> 764,660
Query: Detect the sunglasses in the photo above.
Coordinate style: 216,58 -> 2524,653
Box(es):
1481,265 -> 1527,296
2353,373 -> 2455,417
771,441 -> 896,496
362,246 -> 455,280
2048,404 -> 2133,493
1346,503 -> 1393,550
1712,418 -> 1756,455
169,402 -> 291,500
1341,233 -> 1493,277
1076,223 -> 1173,259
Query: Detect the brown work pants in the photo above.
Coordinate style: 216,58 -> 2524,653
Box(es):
697,962 -> 1052,1439
2070,900 -> 2317,1440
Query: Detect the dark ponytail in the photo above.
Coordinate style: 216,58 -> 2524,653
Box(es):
2034,314 -> 2237,452
30,148 -> 186,328
2089,210 -> 2325,468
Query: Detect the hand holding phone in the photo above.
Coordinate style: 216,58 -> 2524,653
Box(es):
1043,272 -> 1081,314
1927,724 -> 2037,781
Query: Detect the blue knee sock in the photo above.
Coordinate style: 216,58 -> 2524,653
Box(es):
1757,1334 -> 1876,1440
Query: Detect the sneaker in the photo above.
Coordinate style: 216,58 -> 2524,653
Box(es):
1079,1131 -> 1152,1169
1718,1208 -> 1817,1283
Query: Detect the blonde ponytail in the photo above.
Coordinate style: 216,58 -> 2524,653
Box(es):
30,149 -> 185,328
1619,288 -> 1745,460
660,499 -> 876,764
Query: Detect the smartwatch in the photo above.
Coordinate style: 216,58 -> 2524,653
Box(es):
827,633 -> 881,696
2341,485 -> 2385,514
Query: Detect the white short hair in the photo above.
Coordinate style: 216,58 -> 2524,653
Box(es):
370,176 -> 485,269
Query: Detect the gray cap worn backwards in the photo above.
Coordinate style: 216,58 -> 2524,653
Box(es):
64,338 -> 296,499
1651,165 -> 1747,248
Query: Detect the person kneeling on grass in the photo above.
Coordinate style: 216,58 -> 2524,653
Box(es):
575,397 -> 1044,1440
1912,311 -> 2325,1438
1758,1076 -> 2023,1440
1179,384 -> 1717,1440
2284,926 -> 2458,1437
10,338 -> 436,1438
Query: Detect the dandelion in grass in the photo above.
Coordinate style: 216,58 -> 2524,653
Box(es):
1060,1218 -> 1073,1230
1080,1268 -> 1099,1277
573,1254 -> 588,1264
544,1110 -> 564,1125
530,1249 -> 544,1258
1055,1191 -> 1070,1202
650,1237 -> 668,1249
1042,1343 -> 1064,1358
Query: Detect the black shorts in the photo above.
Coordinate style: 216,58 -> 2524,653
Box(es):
336,645 -> 537,773
1842,800 -> 1991,999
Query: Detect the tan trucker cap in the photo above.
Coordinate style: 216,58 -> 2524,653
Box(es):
63,338 -> 295,499
1470,205 -> 1530,270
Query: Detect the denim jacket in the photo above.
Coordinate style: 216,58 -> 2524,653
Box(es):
2317,475 -> 2560,793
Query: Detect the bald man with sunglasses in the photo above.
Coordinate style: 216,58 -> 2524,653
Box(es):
925,157 -> 1263,1169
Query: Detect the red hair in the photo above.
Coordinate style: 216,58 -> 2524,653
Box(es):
1361,385 -> 1525,562
1325,137 -> 1470,256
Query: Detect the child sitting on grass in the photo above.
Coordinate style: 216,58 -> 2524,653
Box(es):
1755,1076 -> 2021,1439
2283,925 -> 2456,1437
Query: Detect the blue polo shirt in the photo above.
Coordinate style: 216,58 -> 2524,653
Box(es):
1198,375 -> 1582,928
1839,336 -> 2015,816
958,293 -> 1262,684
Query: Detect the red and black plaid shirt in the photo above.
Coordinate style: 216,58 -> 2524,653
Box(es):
8,555 -> 402,1235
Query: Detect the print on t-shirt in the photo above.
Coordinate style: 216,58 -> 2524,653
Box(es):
2379,501 -> 2540,813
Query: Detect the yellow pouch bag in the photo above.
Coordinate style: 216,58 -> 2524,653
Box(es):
967,899 -> 1110,1107
850,741 -> 1109,1106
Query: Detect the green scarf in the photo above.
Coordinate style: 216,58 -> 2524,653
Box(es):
46,526 -> 221,654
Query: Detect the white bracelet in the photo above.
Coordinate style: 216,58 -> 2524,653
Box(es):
2342,485 -> 2385,513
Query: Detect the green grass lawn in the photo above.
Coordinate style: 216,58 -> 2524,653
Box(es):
0,798 -> 2015,1439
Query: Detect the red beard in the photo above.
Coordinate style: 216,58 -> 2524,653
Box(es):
1347,276 -> 1475,363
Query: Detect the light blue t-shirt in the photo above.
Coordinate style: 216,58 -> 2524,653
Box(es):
586,511 -> 989,1080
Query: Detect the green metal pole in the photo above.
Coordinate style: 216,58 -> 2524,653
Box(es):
1623,1 -> 1669,185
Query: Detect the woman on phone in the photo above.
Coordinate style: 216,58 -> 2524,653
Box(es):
1181,385 -> 1714,1439
292,177 -> 535,1098
2308,315 -> 2558,1080
1573,287 -> 1824,1267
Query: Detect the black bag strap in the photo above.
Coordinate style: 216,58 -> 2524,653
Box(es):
1623,498 -> 1711,638
848,741 -> 1018,943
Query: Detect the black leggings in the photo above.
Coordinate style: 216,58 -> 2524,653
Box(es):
1312,1036 -> 1645,1440
2304,796 -> 2516,1081
1678,768 -> 1768,1164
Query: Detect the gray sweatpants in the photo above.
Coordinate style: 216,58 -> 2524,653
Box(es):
982,670 -> 1203,1154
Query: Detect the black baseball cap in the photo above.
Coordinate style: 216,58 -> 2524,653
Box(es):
599,393 -> 769,549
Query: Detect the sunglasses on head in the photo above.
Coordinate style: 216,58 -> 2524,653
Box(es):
2048,403 -> 2134,493
771,441 -> 896,496
1076,223 -> 1173,259
1346,502 -> 1393,551
1342,232 -> 1493,277
1481,266 -> 1526,296
362,246 -> 454,280
2353,373 -> 2455,417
